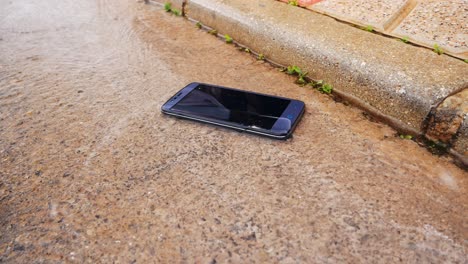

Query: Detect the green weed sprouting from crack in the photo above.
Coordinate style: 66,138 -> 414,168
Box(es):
288,0 -> 298,6
286,66 -> 308,86
238,47 -> 251,53
296,73 -> 307,85
163,2 -> 181,16
164,2 -> 172,12
171,8 -> 181,16
433,44 -> 444,55
286,65 -> 300,75
208,29 -> 218,35
257,53 -> 265,60
363,25 -> 374,32
224,34 -> 233,44
310,80 -> 333,94
399,36 -> 409,43
284,66 -> 334,93
310,79 -> 323,87
464,59 -> 468,63
319,83 -> 333,94
196,22 -> 202,29
399,134 -> 413,140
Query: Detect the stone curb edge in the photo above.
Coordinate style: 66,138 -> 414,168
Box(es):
148,0 -> 467,167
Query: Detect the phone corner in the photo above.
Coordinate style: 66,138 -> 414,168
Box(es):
187,81 -> 200,87
160,104 -> 170,113
272,131 -> 291,140
295,99 -> 306,108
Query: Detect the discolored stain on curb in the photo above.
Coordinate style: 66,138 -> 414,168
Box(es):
425,89 -> 467,144
425,88 -> 468,165
452,120 -> 468,163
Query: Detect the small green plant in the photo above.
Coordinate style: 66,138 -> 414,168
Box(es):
196,22 -> 202,29
311,80 -> 323,87
257,53 -> 265,60
171,8 -> 181,16
399,134 -> 413,140
288,0 -> 298,6
433,44 -> 444,55
164,2 -> 180,16
400,36 -> 409,43
286,65 -> 301,75
281,67 -> 335,93
464,59 -> 468,63
319,83 -> 333,94
286,66 -> 308,85
224,34 -> 233,44
164,2 -> 172,12
296,72 -> 307,85
363,25 -> 374,32
244,48 -> 250,53
309,80 -> 333,94
208,29 -> 218,35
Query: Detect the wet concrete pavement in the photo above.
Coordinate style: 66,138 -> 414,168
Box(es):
0,0 -> 467,262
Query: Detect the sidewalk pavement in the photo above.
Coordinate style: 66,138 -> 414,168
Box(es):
282,0 -> 467,60
152,0 -> 468,165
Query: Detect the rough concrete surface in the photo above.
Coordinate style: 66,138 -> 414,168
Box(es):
0,0 -> 467,262
394,0 -> 468,55
186,0 -> 468,153
309,0 -> 408,31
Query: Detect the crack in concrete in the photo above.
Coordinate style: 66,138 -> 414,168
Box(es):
384,0 -> 418,33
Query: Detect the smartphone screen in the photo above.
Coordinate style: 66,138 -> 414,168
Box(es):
172,84 -> 290,130
162,83 -> 305,139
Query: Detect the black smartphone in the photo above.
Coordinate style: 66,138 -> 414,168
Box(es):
161,82 -> 305,139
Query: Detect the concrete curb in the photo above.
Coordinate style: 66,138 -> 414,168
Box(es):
151,0 -> 468,164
